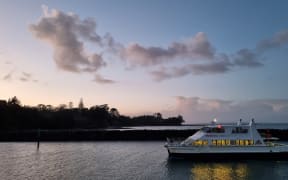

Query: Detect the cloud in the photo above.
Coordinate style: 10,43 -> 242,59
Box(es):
121,31 -> 267,81
149,47 -> 265,81
30,7 -> 288,82
2,70 -> 39,83
3,71 -> 13,81
257,30 -> 288,51
19,77 -> 29,82
171,96 -> 288,123
19,72 -> 31,82
150,59 -> 232,81
93,74 -> 115,84
22,72 -> 31,78
176,96 -> 232,112
29,6 -> 107,73
121,27 -> 288,81
232,49 -> 263,67
151,64 -> 226,81
19,72 -> 38,83
121,32 -> 215,67
103,33 -> 123,53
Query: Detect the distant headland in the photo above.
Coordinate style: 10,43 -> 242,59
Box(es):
0,96 -> 184,130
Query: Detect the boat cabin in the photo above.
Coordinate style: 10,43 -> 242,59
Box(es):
181,119 -> 265,146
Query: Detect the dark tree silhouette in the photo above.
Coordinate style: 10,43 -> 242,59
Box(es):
68,101 -> 73,109
110,108 -> 120,118
0,96 -> 185,130
78,98 -> 84,110
8,96 -> 21,107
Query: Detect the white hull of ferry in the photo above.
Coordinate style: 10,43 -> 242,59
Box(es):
167,144 -> 288,154
166,145 -> 288,160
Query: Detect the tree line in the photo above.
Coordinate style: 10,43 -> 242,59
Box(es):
0,96 -> 184,130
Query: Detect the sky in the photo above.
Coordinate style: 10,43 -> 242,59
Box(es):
1,0 -> 288,123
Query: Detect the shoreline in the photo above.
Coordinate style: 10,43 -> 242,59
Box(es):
0,128 -> 288,141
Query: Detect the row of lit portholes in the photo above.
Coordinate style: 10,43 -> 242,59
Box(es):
192,139 -> 256,146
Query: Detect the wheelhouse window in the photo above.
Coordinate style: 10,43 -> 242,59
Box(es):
201,126 -> 225,133
211,127 -> 225,133
200,127 -> 210,132
232,127 -> 248,133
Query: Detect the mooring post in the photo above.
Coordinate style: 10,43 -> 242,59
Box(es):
37,129 -> 40,150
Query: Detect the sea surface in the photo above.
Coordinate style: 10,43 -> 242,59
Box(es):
0,142 -> 288,180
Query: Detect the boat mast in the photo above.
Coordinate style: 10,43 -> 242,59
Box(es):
249,119 -> 254,143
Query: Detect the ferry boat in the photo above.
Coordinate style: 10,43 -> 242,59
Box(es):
164,119 -> 288,160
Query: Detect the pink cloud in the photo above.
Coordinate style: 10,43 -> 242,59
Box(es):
121,32 -> 215,67
170,96 -> 288,123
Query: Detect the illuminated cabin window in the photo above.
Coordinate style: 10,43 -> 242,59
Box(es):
225,140 -> 230,145
217,140 -> 222,145
239,140 -> 244,146
236,140 -> 240,145
192,140 -> 208,146
245,140 -> 249,146
211,139 -> 231,146
230,139 -> 254,146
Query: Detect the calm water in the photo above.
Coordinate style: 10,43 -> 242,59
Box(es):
0,142 -> 288,180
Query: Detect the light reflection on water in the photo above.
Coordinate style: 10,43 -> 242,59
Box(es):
0,142 -> 288,180
191,163 -> 248,180
166,158 -> 288,180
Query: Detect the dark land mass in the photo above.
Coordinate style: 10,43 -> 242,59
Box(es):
1,96 -> 288,141
0,96 -> 184,130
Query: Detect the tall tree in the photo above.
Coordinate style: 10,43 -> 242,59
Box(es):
68,101 -> 73,109
78,98 -> 84,110
8,96 -> 21,107
110,108 -> 120,117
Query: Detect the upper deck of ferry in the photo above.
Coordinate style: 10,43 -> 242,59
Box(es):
180,119 -> 265,146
